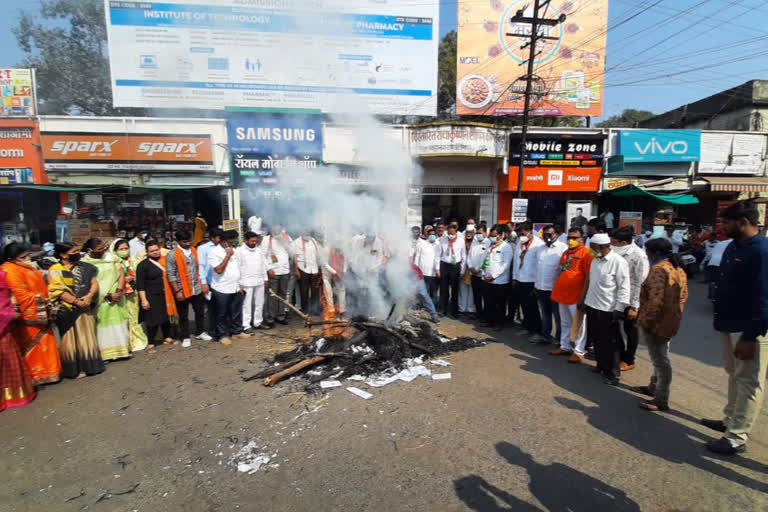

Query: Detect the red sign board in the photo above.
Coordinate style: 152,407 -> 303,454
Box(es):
501,166 -> 602,192
0,119 -> 46,184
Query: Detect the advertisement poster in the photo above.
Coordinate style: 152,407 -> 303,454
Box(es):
456,0 -> 608,116
511,198 -> 528,222
408,123 -> 508,157
619,211 -> 642,235
618,129 -> 701,163
566,200 -> 593,231
0,69 -> 35,117
104,0 -> 439,115
56,220 -> 69,243
0,120 -> 46,184
698,132 -> 765,175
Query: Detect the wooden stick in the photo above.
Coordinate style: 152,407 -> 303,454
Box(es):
263,355 -> 326,386
242,356 -> 304,381
267,289 -> 310,323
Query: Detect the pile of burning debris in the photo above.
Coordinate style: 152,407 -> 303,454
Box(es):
243,291 -> 485,388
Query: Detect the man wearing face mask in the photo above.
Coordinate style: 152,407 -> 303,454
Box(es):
414,228 -> 440,304
438,225 -> 466,318
166,230 -> 206,347
237,231 -> 272,332
208,230 -> 246,345
513,222 -> 544,336
481,225 -> 513,332
129,230 -> 148,259
290,231 -> 322,316
610,227 -> 650,372
586,218 -> 607,248
263,225 -> 292,325
550,229 -> 593,363
467,226 -> 489,318
458,229 -> 477,316
533,225 -> 567,344
579,233 -> 630,385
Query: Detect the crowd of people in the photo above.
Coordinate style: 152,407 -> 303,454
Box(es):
0,201 -> 765,457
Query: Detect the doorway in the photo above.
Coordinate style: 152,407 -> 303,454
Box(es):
422,195 -> 480,227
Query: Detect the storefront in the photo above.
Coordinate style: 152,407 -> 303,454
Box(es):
0,119 -> 60,245
500,130 -> 605,226
408,122 -> 508,227
38,116 -> 230,243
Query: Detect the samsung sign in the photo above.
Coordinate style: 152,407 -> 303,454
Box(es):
228,115 -> 323,157
618,129 -> 701,163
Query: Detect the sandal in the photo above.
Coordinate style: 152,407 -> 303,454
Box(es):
639,400 -> 669,411
630,385 -> 654,397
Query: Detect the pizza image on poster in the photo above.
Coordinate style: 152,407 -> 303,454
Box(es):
456,0 -> 608,117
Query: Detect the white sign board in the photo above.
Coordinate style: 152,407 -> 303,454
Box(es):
698,132 -> 766,175
104,0 -> 439,116
512,198 -> 528,223
566,200 -> 593,231
408,124 -> 508,158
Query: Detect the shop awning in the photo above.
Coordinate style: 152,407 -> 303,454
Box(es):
704,176 -> 768,192
604,184 -> 699,204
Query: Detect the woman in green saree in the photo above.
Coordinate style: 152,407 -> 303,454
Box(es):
110,239 -> 148,352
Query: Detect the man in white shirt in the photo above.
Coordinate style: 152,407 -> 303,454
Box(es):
458,230 -> 477,316
413,227 -> 440,303
237,231 -> 272,333
581,233 -> 631,385
600,209 -> 615,229
438,225 -> 466,318
290,231 -> 322,316
129,230 -> 147,259
467,226 -> 490,318
263,226 -> 292,325
533,225 -> 567,344
513,222 -> 544,335
207,230 -> 247,345
196,228 -> 221,340
481,225 -> 513,331
610,226 -> 650,372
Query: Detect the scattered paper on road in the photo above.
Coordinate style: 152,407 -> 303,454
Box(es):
347,387 -> 373,400
397,365 -> 431,382
320,380 -> 342,389
432,373 -> 452,380
429,359 -> 452,367
366,374 -> 400,388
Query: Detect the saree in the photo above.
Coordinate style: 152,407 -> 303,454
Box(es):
82,254 -> 132,361
48,262 -> 105,378
110,243 -> 148,352
0,261 -> 61,385
0,270 -> 36,411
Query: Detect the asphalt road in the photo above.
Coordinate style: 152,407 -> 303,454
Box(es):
1,281 -> 766,512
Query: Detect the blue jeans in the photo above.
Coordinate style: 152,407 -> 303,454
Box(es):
536,288 -> 560,342
415,279 -> 437,316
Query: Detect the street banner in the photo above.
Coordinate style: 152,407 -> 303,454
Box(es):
0,69 -> 35,117
456,0 -> 608,116
408,123 -> 508,157
41,133 -> 214,172
104,0 -> 439,115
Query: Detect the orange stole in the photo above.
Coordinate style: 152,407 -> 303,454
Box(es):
156,255 -> 178,318
173,247 -> 199,299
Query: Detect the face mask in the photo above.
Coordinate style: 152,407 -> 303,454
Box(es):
427,235 -> 436,243
519,236 -> 529,244
567,239 -> 580,249
90,251 -> 104,259
588,248 -> 599,258
476,234 -> 484,242
489,236 -> 497,243
116,249 -> 130,259
302,235 -> 311,241
467,224 -> 475,230
68,252 -> 82,263
447,234 -> 456,240
544,235 -> 555,245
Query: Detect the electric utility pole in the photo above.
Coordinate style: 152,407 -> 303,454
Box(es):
507,0 -> 566,198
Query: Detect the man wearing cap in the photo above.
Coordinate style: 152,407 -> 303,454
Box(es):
579,232 -> 631,385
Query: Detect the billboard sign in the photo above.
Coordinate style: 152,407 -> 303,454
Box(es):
228,115 -> 323,187
505,166 -> 602,192
0,120 -> 46,184
408,123 -> 507,157
618,129 -> 701,163
456,0 -> 608,116
0,69 -> 35,117
104,0 -> 439,116
509,133 -> 604,167
41,133 -> 214,172
698,132 -> 765,175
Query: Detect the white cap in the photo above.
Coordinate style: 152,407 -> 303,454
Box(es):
591,233 -> 611,245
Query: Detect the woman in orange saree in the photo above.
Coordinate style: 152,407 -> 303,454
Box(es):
0,267 -> 36,411
1,242 -> 62,385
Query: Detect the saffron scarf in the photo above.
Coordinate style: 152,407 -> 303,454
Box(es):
150,256 -> 178,318
173,247 -> 199,299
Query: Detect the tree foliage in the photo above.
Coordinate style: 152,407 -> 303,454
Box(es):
437,30 -> 457,115
13,0 -> 140,116
596,109 -> 656,128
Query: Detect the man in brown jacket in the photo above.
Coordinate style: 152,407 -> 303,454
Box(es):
633,238 -> 688,411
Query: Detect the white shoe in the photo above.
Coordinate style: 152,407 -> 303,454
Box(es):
197,332 -> 213,341
181,338 -> 192,348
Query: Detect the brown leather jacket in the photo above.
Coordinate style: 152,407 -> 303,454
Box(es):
638,259 -> 689,339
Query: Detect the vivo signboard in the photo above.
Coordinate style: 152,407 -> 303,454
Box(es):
618,130 -> 701,163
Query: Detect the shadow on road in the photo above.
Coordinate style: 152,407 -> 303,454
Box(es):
454,442 -> 641,512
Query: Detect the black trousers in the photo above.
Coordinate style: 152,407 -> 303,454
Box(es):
424,276 -> 439,304
439,261 -> 461,315
212,289 -> 244,341
586,306 -> 621,380
470,275 -> 485,316
266,273 -> 290,322
518,281 -> 542,334
506,280 -> 521,322
145,322 -> 171,344
175,293 -> 205,339
620,316 -> 640,365
298,270 -> 322,316
204,293 -> 216,335
485,282 -> 507,327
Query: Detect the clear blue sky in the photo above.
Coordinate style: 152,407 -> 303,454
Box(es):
3,0 -> 768,120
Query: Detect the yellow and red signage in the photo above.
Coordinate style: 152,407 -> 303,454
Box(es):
0,119 -> 46,185
41,133 -> 214,172
500,166 -> 602,192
